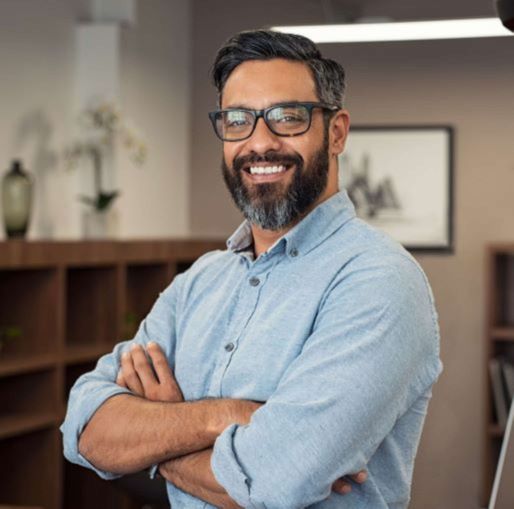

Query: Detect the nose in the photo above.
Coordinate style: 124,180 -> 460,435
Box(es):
244,116 -> 282,153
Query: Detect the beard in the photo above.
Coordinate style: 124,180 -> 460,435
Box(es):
221,134 -> 330,231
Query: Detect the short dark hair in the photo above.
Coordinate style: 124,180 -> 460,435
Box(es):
211,30 -> 346,108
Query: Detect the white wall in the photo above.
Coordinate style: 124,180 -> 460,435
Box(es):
0,0 -> 191,239
118,0 -> 191,238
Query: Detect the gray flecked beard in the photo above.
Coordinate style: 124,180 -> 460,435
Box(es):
221,135 -> 330,231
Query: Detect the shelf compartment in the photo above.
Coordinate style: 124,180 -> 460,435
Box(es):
63,462 -> 131,509
66,266 -> 118,347
0,268 -> 59,358
123,263 -> 170,340
0,370 -> 58,422
0,428 -> 60,508
493,253 -> 514,327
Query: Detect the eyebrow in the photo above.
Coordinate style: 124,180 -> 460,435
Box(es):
221,100 -> 307,110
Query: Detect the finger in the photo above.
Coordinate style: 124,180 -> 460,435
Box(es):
116,370 -> 127,388
146,342 -> 173,383
348,470 -> 368,484
332,477 -> 352,495
131,343 -> 158,389
147,342 -> 184,400
121,351 -> 144,396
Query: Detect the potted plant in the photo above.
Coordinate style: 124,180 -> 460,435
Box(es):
65,102 -> 147,237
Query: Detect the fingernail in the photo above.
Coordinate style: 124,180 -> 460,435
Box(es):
148,341 -> 157,347
357,472 -> 367,482
342,484 -> 352,494
131,343 -> 139,351
122,351 -> 129,359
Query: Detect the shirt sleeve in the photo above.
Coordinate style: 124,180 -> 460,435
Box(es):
211,254 -> 442,508
60,274 -> 183,480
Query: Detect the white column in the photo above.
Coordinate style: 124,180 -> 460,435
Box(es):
71,0 -> 137,236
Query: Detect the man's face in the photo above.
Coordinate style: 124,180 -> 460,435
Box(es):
220,59 -> 340,231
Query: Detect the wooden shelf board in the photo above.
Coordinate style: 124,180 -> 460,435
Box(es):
0,411 -> 59,440
0,505 -> 44,509
65,344 -> 113,365
0,353 -> 57,378
491,327 -> 514,341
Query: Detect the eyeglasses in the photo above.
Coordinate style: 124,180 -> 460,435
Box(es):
208,102 -> 339,142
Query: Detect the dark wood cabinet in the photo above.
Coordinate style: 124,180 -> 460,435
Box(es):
0,239 -> 224,509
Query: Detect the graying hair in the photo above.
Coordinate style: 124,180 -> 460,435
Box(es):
211,30 -> 346,108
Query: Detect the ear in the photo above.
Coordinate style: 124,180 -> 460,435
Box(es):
329,109 -> 350,157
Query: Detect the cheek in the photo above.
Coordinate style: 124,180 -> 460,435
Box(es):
223,144 -> 240,167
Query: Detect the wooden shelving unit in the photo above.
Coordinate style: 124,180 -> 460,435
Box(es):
483,244 -> 514,504
0,239 -> 223,509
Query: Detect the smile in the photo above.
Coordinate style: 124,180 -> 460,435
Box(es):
248,165 -> 287,175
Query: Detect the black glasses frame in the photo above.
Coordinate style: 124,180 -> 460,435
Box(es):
208,102 -> 339,142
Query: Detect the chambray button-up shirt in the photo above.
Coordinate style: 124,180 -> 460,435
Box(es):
61,190 -> 442,509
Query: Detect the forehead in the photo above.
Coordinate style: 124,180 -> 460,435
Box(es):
221,58 -> 318,109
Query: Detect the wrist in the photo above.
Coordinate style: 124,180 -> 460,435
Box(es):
207,399 -> 261,437
206,399 -> 236,437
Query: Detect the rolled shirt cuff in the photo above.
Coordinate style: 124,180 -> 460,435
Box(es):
61,386 -> 132,480
211,424 -> 263,509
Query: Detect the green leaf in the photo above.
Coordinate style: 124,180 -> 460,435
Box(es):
78,191 -> 120,211
97,191 -> 120,211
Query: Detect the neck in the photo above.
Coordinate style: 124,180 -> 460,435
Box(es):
250,223 -> 293,258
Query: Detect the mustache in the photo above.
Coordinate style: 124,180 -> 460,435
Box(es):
233,151 -> 303,173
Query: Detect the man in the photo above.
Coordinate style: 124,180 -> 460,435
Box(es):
62,30 -> 442,508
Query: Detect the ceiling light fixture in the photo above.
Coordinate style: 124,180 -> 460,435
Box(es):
271,18 -> 513,43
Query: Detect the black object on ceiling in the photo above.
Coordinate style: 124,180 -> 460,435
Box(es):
496,0 -> 514,31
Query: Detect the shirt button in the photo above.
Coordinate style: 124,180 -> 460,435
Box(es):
225,342 -> 235,352
249,276 -> 260,286
289,248 -> 299,257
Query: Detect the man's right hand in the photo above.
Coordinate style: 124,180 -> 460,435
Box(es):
116,341 -> 368,496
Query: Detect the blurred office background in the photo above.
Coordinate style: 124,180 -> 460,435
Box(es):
0,1 -> 513,508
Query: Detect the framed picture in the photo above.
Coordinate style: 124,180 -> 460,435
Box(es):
339,125 -> 454,253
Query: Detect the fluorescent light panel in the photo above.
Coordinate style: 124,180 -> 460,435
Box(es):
271,18 -> 512,43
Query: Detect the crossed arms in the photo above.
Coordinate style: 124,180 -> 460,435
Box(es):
63,255 -> 439,508
79,342 -> 365,508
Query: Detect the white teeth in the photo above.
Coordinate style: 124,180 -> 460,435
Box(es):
249,165 -> 286,175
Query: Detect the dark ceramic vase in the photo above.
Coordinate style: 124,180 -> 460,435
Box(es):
1,160 -> 33,238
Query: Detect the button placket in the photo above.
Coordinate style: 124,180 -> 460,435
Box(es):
211,267 -> 271,397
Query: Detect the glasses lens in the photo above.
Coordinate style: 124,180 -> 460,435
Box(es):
267,105 -> 310,135
216,110 -> 255,140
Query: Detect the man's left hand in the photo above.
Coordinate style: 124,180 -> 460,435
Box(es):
117,341 -> 183,403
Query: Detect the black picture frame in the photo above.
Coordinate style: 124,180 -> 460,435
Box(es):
339,125 -> 454,253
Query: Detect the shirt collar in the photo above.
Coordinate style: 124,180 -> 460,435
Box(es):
226,220 -> 253,253
226,190 -> 356,259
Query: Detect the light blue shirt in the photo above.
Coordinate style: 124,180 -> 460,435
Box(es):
61,190 -> 442,508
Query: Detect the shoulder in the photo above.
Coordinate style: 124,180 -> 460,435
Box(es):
324,216 -> 440,341
328,217 -> 430,292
